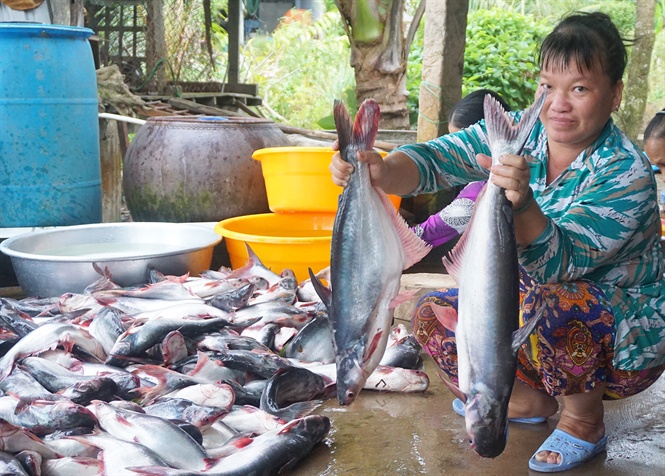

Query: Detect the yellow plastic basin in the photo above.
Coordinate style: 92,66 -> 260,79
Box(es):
252,146 -> 402,213
214,212 -> 334,283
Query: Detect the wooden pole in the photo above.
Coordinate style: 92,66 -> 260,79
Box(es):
413,0 -> 469,222
48,0 -> 70,25
145,0 -> 168,93
227,0 -> 243,85
98,119 -> 123,222
417,0 -> 468,141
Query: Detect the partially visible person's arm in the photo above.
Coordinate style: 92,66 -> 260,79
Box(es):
412,181 -> 485,247
330,124 -> 492,196
329,147 -> 420,195
369,150 -> 422,196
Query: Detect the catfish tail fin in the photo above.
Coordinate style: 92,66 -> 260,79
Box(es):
484,91 -> 547,163
333,99 -> 354,163
352,99 -> 380,151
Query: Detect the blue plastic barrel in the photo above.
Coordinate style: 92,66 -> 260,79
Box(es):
0,23 -> 102,227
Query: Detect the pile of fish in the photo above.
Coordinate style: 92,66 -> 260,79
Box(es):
0,246 -> 429,475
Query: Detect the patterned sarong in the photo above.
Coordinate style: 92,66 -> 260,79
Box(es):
411,271 -> 664,399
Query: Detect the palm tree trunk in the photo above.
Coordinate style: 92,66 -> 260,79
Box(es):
336,0 -> 410,129
353,44 -> 410,129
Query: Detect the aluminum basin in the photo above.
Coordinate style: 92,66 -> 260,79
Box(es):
0,222 -> 222,297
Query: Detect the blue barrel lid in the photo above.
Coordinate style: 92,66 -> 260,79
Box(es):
0,22 -> 93,39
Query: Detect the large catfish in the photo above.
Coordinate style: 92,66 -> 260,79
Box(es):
311,99 -> 430,405
439,93 -> 547,458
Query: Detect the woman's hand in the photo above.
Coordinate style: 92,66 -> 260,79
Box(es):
330,140 -> 388,188
479,153 -> 533,210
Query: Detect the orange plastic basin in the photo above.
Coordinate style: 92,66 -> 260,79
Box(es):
215,212 -> 334,283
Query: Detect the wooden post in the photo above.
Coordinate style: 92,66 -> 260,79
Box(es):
227,0 -> 243,84
413,0 -> 468,222
98,119 -> 123,223
145,0 -> 168,93
417,0 -> 468,141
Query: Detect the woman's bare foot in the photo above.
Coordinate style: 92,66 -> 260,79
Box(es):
534,384 -> 606,465
508,381 -> 559,420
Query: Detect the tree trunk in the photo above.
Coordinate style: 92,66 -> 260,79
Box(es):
353,44 -> 410,130
336,0 -> 410,130
49,0 -> 71,25
621,0 -> 656,141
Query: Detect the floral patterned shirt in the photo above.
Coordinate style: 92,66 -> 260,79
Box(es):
398,116 -> 665,370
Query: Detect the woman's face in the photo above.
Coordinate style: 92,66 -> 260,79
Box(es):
537,61 -> 623,154
645,137 -> 665,182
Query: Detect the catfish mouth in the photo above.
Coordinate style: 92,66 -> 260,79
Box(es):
467,418 -> 508,458
465,397 -> 509,458
469,432 -> 507,459
336,354 -> 366,406
337,381 -> 363,406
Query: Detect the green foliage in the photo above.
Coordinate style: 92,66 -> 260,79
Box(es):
649,29 -> 665,104
239,12 -> 355,129
406,8 -> 548,121
405,19 -> 424,125
463,9 -> 550,109
578,1 -> 635,37
657,0 -> 665,33
204,1 -> 659,130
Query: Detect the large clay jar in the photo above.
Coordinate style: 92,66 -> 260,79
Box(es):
123,116 -> 290,222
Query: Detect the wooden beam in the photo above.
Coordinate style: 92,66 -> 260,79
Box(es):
70,0 -> 84,26
277,126 -> 399,151
49,0 -> 69,25
167,98 -> 245,117
98,119 -> 123,222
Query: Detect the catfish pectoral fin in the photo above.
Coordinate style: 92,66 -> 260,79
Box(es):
430,303 -> 458,333
436,372 -> 466,402
308,268 -> 332,309
511,304 -> 547,355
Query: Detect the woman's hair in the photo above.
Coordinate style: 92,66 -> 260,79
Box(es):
448,89 -> 512,129
644,110 -> 665,142
539,11 -> 627,84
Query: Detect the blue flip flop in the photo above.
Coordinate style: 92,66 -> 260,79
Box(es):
528,428 -> 607,472
452,398 -> 547,424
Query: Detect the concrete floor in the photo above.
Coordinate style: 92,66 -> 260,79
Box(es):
291,274 -> 665,476
292,358 -> 665,476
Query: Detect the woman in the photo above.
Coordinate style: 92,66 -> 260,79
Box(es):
644,109 -> 665,180
412,89 -> 511,248
330,12 -> 665,473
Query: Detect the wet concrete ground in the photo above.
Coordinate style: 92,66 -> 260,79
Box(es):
291,274 -> 665,476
